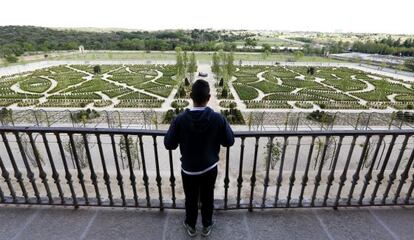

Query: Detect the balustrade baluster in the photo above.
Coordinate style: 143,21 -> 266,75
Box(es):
248,137 -> 260,211
42,132 -> 64,204
236,137 -> 246,208
370,135 -> 397,205
2,132 -> 28,203
55,133 -> 77,207
69,133 -> 89,205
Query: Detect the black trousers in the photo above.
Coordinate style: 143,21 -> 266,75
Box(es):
181,167 -> 218,228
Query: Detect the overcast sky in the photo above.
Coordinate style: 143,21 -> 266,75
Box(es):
1,0 -> 413,34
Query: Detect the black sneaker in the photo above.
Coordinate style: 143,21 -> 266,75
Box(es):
201,222 -> 215,237
182,221 -> 197,237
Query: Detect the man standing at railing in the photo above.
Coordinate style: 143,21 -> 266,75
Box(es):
164,79 -> 235,237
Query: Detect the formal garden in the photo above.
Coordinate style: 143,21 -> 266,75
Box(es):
0,64 -> 179,109
221,65 -> 414,110
1,60 -> 414,113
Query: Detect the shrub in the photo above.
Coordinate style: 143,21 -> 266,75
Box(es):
319,103 -> 326,109
396,111 -> 414,122
221,107 -> 245,124
171,100 -> 189,108
0,108 -> 13,124
163,107 -> 184,124
221,87 -> 228,98
219,101 -> 236,108
295,102 -> 313,109
178,85 -> 186,98
219,78 -> 224,87
307,67 -> 316,75
306,110 -> 334,124
184,78 -> 190,86
93,65 -> 101,74
71,109 -> 100,123
5,55 -> 18,63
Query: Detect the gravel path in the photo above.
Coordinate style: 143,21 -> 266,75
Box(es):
387,93 -> 398,103
347,79 -> 375,94
197,64 -> 220,110
228,76 -> 247,110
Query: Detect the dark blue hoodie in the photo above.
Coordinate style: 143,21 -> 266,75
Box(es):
164,107 -> 235,172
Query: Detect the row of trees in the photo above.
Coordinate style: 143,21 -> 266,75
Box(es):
351,37 -> 414,56
211,50 -> 236,81
0,26 -> 328,64
0,26 -> 249,62
212,51 -> 236,99
175,47 -> 198,81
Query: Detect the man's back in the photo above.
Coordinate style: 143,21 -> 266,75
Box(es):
164,107 -> 234,173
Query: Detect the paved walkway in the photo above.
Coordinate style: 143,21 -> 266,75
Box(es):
0,205 -> 413,240
197,64 -> 220,110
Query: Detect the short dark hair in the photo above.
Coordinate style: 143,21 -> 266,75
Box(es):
190,79 -> 210,104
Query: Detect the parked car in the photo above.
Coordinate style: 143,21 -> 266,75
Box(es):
198,72 -> 208,77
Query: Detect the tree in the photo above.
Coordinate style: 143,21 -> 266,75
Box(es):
0,26 -> 253,55
119,136 -> 140,169
244,38 -> 257,48
64,135 -> 87,169
226,52 -> 236,78
307,67 -> 316,75
211,52 -> 220,76
188,52 -> 198,81
184,78 -> 190,86
294,51 -> 304,61
264,139 -> 281,170
0,108 -> 13,125
221,87 -> 228,98
175,47 -> 185,79
20,134 -> 45,167
351,37 -> 414,56
93,65 -> 101,74
5,54 -> 18,63
220,107 -> 245,124
178,85 -> 186,98
219,78 -> 224,87
71,109 -> 100,125
183,51 -> 188,75
262,44 -> 272,59
212,51 -> 235,81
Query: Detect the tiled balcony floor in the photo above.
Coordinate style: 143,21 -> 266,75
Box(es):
0,205 -> 413,240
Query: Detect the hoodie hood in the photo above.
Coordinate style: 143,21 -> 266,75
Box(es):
184,107 -> 213,133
